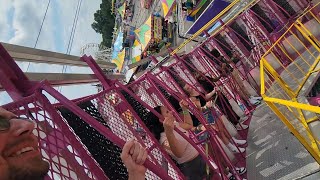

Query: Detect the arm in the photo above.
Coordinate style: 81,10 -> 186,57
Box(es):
205,88 -> 217,100
179,100 -> 193,127
163,116 -> 188,158
208,76 -> 221,82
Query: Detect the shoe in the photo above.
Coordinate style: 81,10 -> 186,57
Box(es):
239,116 -> 249,123
236,167 -> 247,175
249,98 -> 261,105
236,123 -> 248,131
231,146 -> 245,153
228,143 -> 245,153
232,137 -> 247,145
250,95 -> 262,101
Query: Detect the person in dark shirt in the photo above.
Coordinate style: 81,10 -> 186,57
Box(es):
208,49 -> 262,106
194,72 -> 249,131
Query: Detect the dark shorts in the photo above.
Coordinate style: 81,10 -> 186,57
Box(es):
195,129 -> 209,142
204,110 -> 216,124
178,155 -> 207,180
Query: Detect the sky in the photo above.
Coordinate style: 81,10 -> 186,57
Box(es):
0,0 -> 103,105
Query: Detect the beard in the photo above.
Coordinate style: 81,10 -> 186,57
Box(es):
8,155 -> 49,180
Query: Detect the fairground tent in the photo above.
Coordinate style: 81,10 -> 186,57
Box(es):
134,16 -> 152,52
118,2 -> 126,19
131,40 -> 142,63
161,0 -> 175,18
112,49 -> 126,72
111,29 -> 126,71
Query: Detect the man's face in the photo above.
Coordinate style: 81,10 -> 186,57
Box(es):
0,107 -> 49,180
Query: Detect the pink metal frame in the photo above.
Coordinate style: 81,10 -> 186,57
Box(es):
0,44 -> 180,179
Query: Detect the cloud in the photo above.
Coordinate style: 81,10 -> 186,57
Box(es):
65,0 -> 103,55
8,1 -> 48,47
0,1 -> 13,42
0,0 -> 102,55
0,0 -> 103,104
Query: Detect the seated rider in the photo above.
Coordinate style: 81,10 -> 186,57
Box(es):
0,107 -> 148,180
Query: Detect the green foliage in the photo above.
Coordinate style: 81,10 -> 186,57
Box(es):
92,0 -> 115,47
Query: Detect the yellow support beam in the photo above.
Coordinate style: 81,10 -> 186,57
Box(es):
307,117 -> 319,124
265,101 -> 320,164
264,97 -> 320,114
294,21 -> 320,52
170,0 -> 241,55
262,58 -> 295,98
260,60 -> 266,95
261,3 -> 320,165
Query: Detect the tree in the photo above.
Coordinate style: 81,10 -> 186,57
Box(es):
91,0 -> 115,47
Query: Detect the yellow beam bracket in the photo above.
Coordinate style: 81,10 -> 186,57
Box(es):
294,55 -> 320,96
265,101 -> 320,164
264,97 -> 320,114
294,21 -> 320,52
307,117 -> 319,124
262,58 -> 295,98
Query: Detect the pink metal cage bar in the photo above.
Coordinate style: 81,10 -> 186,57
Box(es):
83,55 -> 235,179
147,70 -> 243,179
2,90 -> 108,180
0,44 -> 181,180
82,56 -> 185,179
194,48 -> 257,112
0,43 -> 109,179
157,60 -> 248,137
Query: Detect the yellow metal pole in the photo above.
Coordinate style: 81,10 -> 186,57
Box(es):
283,104 -> 318,146
309,10 -> 320,24
289,29 -> 315,63
260,60 -> 266,95
294,21 -> 320,52
262,59 -> 295,98
264,97 -> 320,114
310,68 -> 320,73
265,101 -> 320,164
171,0 -> 241,55
307,117 -> 320,124
295,55 -> 320,96
270,51 -> 301,85
282,37 -> 308,74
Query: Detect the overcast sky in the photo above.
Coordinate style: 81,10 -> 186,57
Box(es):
0,0 -> 103,105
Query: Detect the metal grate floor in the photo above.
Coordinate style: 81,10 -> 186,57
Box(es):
246,103 -> 320,180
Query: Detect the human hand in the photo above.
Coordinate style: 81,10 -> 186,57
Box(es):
0,107 -> 16,119
179,100 -> 188,109
163,114 -> 175,132
121,139 -> 148,178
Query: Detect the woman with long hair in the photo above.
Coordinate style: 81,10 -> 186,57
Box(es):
146,104 -> 207,180
178,79 -> 247,154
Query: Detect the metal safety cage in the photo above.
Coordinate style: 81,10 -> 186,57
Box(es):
49,83 -> 183,180
260,3 -> 320,164
203,36 -> 260,94
156,58 -> 249,134
81,56 -> 186,180
0,44 -> 180,179
114,66 -> 245,179
149,67 -> 246,179
2,91 -> 108,180
131,73 -> 243,179
179,49 -> 253,116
